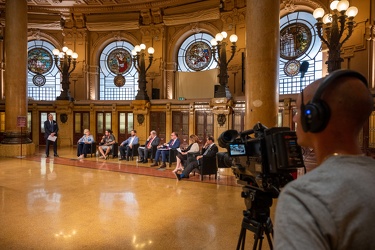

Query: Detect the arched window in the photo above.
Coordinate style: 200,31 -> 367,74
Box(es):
99,41 -> 138,100
177,33 -> 217,72
27,40 -> 60,101
279,11 -> 323,94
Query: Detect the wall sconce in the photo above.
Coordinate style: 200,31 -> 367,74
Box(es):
210,31 -> 238,99
313,0 -> 358,73
52,46 -> 78,101
131,44 -> 154,100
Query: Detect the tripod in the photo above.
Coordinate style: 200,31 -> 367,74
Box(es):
236,186 -> 274,250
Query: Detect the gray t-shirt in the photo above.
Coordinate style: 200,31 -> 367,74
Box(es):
274,155 -> 375,250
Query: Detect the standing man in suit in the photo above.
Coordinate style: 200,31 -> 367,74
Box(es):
44,113 -> 59,157
175,136 -> 218,180
137,130 -> 160,163
119,129 -> 139,161
151,131 -> 181,169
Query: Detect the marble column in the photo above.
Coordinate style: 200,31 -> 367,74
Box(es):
245,0 -> 280,129
2,0 -> 31,144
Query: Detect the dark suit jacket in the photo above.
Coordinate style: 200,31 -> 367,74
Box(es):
145,136 -> 160,148
44,120 -> 59,139
201,143 -> 218,158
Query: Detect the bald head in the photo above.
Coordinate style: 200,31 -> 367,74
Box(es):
294,72 -> 373,153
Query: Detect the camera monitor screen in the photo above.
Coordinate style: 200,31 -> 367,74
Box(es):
229,143 -> 247,156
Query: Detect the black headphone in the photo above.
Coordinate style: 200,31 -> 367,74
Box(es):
300,69 -> 368,133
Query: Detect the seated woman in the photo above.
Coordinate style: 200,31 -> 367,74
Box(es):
77,129 -> 95,159
98,129 -> 116,160
172,134 -> 199,173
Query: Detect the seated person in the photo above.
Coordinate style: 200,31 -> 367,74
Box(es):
174,136 -> 218,180
77,129 -> 95,159
98,129 -> 115,160
137,130 -> 160,163
151,132 -> 181,169
119,129 -> 139,161
172,134 -> 199,173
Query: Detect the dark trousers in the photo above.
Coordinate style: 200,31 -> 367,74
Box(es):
119,145 -> 131,159
138,146 -> 151,161
45,138 -> 57,156
182,159 -> 201,178
77,143 -> 91,157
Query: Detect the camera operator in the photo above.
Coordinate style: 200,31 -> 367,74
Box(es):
174,136 -> 218,180
274,70 -> 375,249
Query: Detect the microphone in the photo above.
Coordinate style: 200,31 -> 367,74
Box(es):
299,61 -> 309,78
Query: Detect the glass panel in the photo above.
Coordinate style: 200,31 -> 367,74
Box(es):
27,112 -> 31,132
97,113 -> 103,133
128,113 -> 134,130
82,113 -> 89,130
75,113 -> 81,133
105,113 -> 112,130
119,113 -> 126,134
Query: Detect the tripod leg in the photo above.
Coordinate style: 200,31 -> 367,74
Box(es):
236,227 -> 247,250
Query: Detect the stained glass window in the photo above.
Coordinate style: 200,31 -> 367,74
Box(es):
279,11 -> 322,94
178,33 -> 217,72
27,40 -> 61,100
99,41 -> 138,100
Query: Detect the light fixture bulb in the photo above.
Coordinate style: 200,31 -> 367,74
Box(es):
148,47 -> 155,55
210,38 -> 218,46
62,46 -> 68,52
313,8 -> 325,19
221,31 -> 228,39
215,33 -> 224,42
134,45 -> 141,52
346,6 -> 358,17
72,52 -> 78,59
337,0 -> 349,12
52,49 -> 60,56
140,44 -> 146,50
131,49 -> 137,56
66,49 -> 73,56
59,52 -> 64,58
323,14 -> 332,24
330,1 -> 339,10
229,34 -> 238,43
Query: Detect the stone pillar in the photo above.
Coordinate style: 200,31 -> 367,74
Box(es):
245,0 -> 280,129
0,0 -> 35,156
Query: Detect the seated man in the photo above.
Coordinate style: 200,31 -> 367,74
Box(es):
119,129 -> 139,161
77,128 -> 95,159
150,132 -> 180,169
98,129 -> 116,160
137,130 -> 160,163
174,136 -> 218,180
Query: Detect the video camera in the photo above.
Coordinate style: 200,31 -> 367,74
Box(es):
217,122 -> 305,197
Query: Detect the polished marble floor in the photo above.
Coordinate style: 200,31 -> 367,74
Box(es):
0,147 -> 277,250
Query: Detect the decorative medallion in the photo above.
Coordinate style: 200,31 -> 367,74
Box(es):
28,48 -> 53,74
60,113 -> 68,123
114,74 -> 126,87
107,48 -> 132,75
185,41 -> 212,71
280,23 -> 312,60
217,114 -> 226,127
284,60 -> 300,77
137,114 -> 145,125
32,74 -> 46,87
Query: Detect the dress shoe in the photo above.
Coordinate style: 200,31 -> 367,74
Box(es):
46,155 -> 49,158
119,158 -> 125,161
174,172 -> 181,181
158,163 -> 166,169
137,159 -> 144,163
126,157 -> 129,161
142,160 -> 148,163
54,154 -> 59,157
150,162 -> 158,167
